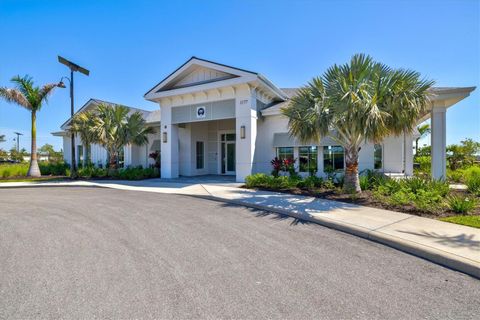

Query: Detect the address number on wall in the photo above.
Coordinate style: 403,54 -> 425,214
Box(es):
240,99 -> 249,105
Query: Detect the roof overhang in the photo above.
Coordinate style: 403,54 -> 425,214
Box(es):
261,86 -> 476,118
144,57 -> 288,103
417,86 -> 476,122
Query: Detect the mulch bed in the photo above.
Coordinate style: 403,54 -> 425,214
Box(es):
244,186 -> 480,219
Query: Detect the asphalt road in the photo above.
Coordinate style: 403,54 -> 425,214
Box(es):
0,187 -> 479,319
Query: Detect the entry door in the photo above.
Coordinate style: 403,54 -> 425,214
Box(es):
221,133 -> 236,175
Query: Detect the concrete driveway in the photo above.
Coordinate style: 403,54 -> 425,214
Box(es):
0,187 -> 479,319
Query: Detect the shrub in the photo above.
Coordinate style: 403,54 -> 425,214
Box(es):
359,175 -> 370,191
464,166 -> 480,195
447,195 -> 478,214
388,190 -> 412,206
447,169 -> 464,183
0,163 -> 29,178
39,162 -> 69,176
245,173 -> 270,188
412,189 -> 444,213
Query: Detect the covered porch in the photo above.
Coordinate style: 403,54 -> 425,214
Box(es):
425,87 -> 476,179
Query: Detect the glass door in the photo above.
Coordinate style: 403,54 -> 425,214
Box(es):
220,133 -> 236,175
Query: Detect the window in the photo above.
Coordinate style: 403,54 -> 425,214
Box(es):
374,144 -> 383,170
277,147 -> 294,162
299,146 -> 318,173
85,145 -> 91,165
117,148 -> 125,168
196,141 -> 204,169
323,146 -> 344,171
77,145 -> 83,166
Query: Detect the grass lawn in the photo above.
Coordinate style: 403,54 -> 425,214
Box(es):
440,215 -> 480,229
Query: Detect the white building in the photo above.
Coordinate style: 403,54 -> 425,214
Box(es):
54,57 -> 475,182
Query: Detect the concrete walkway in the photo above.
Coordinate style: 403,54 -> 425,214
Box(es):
1,179 -> 479,278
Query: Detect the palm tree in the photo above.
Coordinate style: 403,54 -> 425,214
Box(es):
0,76 -> 57,177
283,54 -> 434,193
90,103 -> 154,169
415,123 -> 431,154
70,111 -> 97,165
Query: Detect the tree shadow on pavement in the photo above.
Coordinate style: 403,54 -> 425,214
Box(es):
397,230 -> 480,251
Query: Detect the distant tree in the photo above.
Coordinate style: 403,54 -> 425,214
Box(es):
415,123 -> 431,154
0,134 -> 5,143
447,138 -> 480,170
38,143 -> 63,162
9,147 -> 27,162
0,75 -> 58,176
0,149 -> 8,161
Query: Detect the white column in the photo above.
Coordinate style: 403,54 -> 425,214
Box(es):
317,145 -> 324,177
431,106 -> 447,180
404,133 -> 414,176
160,105 -> 179,178
235,86 -> 257,182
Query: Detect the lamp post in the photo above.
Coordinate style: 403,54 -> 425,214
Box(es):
13,132 -> 23,152
57,56 -> 89,178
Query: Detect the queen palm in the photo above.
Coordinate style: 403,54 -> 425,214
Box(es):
283,54 -> 434,193
90,103 -> 154,169
0,76 -> 57,177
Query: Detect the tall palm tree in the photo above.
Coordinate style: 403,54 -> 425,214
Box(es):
90,103 -> 154,169
283,54 -> 434,193
415,123 -> 431,154
70,111 -> 97,165
0,76 -> 57,177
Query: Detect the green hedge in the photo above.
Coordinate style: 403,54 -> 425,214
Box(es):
77,166 -> 158,180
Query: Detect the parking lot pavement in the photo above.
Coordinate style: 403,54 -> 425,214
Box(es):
1,187 -> 479,319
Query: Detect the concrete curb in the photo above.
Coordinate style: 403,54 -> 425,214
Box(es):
2,182 -> 479,279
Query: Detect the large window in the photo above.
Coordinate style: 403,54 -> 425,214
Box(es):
323,146 -> 344,171
277,147 -> 294,162
77,145 -> 83,166
196,141 -> 204,169
374,144 -> 383,170
299,146 -> 318,173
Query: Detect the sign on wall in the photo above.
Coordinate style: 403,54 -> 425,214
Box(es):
196,106 -> 206,119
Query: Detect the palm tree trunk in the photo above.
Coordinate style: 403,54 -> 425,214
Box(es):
27,110 -> 41,177
343,146 -> 361,193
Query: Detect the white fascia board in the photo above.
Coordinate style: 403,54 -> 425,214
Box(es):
144,58 -> 258,100
145,75 -> 258,101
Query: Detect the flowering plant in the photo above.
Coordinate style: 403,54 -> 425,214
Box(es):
149,151 -> 160,168
271,157 -> 282,176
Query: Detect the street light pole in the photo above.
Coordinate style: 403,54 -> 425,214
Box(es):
13,132 -> 23,152
69,69 -> 75,177
57,56 -> 89,179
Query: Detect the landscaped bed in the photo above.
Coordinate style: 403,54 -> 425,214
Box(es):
0,162 -> 160,182
244,167 -> 480,228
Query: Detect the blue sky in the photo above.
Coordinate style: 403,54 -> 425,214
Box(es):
0,0 -> 478,151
